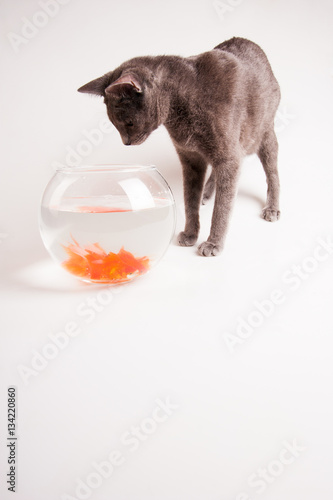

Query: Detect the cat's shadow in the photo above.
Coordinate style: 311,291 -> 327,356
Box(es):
237,188 -> 265,209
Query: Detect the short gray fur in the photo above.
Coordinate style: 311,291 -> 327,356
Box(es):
78,37 -> 281,256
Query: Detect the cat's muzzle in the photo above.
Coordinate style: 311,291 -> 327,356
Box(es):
123,134 -> 147,146
122,135 -> 131,146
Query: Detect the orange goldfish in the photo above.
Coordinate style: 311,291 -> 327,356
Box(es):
62,236 -> 150,283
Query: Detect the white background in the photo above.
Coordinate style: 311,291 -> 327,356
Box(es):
1,0 -> 333,499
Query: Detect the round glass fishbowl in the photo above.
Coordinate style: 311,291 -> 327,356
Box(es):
39,165 -> 176,284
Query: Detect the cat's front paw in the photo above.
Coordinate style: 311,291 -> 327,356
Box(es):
262,207 -> 280,222
178,231 -> 198,247
198,241 -> 222,257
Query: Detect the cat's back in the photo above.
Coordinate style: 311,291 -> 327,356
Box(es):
213,37 -> 279,90
187,37 -> 279,98
214,37 -> 268,63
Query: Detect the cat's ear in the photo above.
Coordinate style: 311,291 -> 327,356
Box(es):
105,74 -> 142,97
77,75 -> 108,96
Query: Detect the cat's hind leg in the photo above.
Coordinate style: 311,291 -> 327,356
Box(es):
258,127 -> 280,222
202,170 -> 215,204
177,149 -> 207,247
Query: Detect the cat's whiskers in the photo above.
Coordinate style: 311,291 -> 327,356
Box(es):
184,131 -> 194,147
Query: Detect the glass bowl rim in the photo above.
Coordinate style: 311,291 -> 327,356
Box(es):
55,164 -> 157,174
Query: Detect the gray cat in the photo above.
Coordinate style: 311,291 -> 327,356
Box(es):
78,37 -> 281,256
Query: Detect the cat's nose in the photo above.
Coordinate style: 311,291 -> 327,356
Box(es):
121,134 -> 131,145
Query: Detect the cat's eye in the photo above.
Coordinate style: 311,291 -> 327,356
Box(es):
126,121 -> 134,127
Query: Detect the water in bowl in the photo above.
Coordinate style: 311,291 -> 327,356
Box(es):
40,196 -> 175,283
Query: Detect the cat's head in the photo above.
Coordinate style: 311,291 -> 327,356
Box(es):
78,70 -> 160,146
